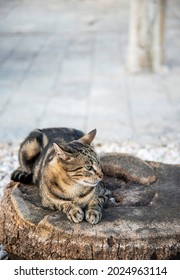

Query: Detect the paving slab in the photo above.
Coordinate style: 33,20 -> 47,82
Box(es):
0,0 -> 179,144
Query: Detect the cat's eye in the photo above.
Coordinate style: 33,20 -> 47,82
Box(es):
85,165 -> 93,171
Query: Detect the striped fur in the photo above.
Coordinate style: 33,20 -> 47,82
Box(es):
11,127 -> 111,224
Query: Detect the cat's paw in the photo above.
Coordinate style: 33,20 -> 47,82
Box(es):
11,169 -> 32,184
85,209 -> 102,225
67,207 -> 84,223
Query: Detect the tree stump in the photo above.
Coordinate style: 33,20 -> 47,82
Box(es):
0,156 -> 180,260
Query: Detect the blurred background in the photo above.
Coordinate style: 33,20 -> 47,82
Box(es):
0,0 -> 180,157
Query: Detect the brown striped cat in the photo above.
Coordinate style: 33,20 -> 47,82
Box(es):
11,128 -> 111,224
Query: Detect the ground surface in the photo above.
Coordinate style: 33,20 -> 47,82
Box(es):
0,0 -> 180,143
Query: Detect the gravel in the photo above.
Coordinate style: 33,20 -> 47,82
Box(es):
0,143 -> 19,197
95,140 -> 180,164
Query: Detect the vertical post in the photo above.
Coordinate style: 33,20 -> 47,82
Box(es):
127,0 -> 166,72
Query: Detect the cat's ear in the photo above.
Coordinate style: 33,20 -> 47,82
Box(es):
53,143 -> 70,161
79,129 -> 97,145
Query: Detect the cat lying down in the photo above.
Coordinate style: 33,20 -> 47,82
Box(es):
11,127 -> 156,224
11,128 -> 111,224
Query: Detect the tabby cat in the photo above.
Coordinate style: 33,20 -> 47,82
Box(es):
11,128 -> 111,224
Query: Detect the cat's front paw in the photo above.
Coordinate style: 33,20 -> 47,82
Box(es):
85,209 -> 102,225
67,206 -> 84,223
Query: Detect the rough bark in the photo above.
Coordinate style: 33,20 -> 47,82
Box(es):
100,153 -> 156,185
0,158 -> 180,260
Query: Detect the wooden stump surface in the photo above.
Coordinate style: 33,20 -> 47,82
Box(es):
0,161 -> 180,259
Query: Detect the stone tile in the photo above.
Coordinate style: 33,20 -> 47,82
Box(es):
40,114 -> 85,132
54,82 -> 90,99
0,0 -> 179,145
0,34 -> 22,65
126,75 -> 180,143
0,95 -> 46,132
87,76 -> 133,142
39,96 -> 87,130
0,88 -> 12,116
0,34 -> 47,90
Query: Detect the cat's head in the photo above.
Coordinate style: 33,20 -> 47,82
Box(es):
53,129 -> 103,187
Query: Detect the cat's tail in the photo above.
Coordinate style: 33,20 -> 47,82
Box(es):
11,168 -> 33,184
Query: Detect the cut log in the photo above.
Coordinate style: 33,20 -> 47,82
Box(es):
100,153 -> 156,185
0,160 -> 180,260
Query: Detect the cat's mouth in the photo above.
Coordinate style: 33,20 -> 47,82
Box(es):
83,180 -> 100,187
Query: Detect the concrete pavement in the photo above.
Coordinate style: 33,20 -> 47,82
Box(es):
0,0 -> 180,144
